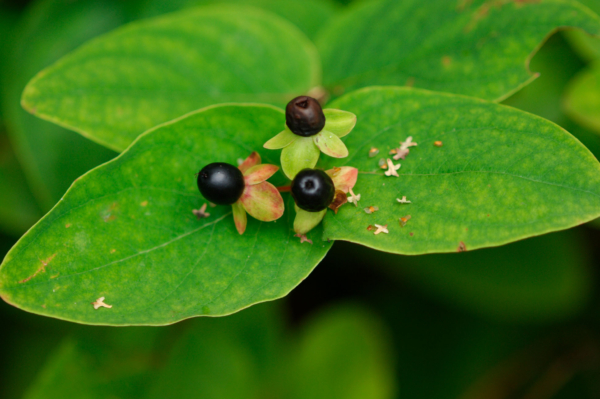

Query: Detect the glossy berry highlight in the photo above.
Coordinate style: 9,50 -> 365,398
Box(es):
291,169 -> 335,212
285,96 -> 326,137
197,162 -> 245,205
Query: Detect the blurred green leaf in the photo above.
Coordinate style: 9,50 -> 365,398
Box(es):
563,63 -> 600,134
1,0 -> 123,209
146,320 -> 261,399
23,328 -> 164,399
21,5 -> 321,152
285,305 -> 396,399
565,0 -> 600,61
383,229 -> 591,322
316,0 -> 600,101
502,32 -> 585,125
0,104 -> 332,325
135,0 -> 339,40
320,87 -> 600,254
0,131 -> 42,236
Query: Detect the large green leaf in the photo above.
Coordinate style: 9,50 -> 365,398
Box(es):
1,0 -> 124,209
319,87 -> 600,254
563,63 -> 600,134
316,0 -> 600,101
135,0 -> 339,40
0,104 -> 331,325
21,5 -> 321,152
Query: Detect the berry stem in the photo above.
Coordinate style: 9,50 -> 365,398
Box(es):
277,185 -> 291,192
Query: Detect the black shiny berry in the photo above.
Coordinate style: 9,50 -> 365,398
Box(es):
285,96 -> 326,137
197,163 -> 245,205
291,169 -> 335,212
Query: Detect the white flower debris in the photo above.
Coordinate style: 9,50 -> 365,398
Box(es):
295,234 -> 313,244
364,206 -> 379,214
347,188 -> 361,206
378,158 -> 387,169
369,147 -> 380,157
392,136 -> 418,160
396,196 -> 411,204
392,148 -> 410,160
92,297 -> 112,310
399,215 -> 412,227
192,203 -> 210,219
401,136 -> 418,149
237,158 -> 244,166
384,158 -> 401,177
374,224 -> 389,235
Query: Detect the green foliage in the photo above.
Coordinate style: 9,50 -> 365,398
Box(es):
0,0 -> 122,209
320,87 -> 600,254
134,0 -> 339,39
0,105 -> 331,325
0,132 -> 42,236
565,0 -> 600,61
563,63 -> 600,134
378,229 -> 591,322
316,0 -> 600,101
22,304 -> 395,399
21,5 -> 321,151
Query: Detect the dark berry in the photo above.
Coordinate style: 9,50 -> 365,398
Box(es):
291,169 -> 335,212
285,96 -> 326,137
197,162 -> 245,205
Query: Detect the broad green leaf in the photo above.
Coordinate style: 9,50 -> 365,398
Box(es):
563,63 -> 600,134
135,0 -> 339,40
379,229 -> 591,322
0,104 -> 332,325
21,5 -> 321,152
1,0 -> 123,209
316,0 -> 600,101
319,87 -> 600,254
565,0 -> 600,61
285,305 -> 396,399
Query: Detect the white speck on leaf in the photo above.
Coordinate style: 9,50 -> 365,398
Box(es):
347,188 -> 361,206
193,203 -> 210,219
295,234 -> 313,244
374,224 -> 389,235
92,297 -> 112,310
384,159 -> 401,177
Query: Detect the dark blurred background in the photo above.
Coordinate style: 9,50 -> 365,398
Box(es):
2,0 -> 600,398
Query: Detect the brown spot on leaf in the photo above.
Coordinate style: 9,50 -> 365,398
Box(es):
102,202 -> 119,222
140,201 -> 148,207
457,241 -> 467,252
442,56 -> 452,67
434,141 -> 443,147
65,223 -> 71,228
19,254 -> 56,284
405,77 -> 415,87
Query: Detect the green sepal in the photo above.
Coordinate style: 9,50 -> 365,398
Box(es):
313,130 -> 349,158
294,205 -> 327,235
281,136 -> 320,179
264,127 -> 297,150
323,109 -> 357,137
